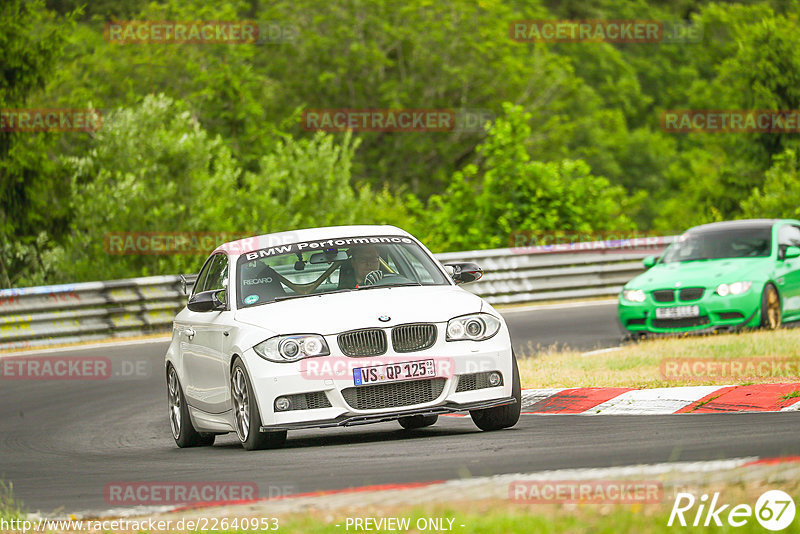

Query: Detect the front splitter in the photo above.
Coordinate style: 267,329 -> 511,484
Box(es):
260,397 -> 516,431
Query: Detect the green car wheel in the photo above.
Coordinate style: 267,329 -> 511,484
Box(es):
760,284 -> 781,330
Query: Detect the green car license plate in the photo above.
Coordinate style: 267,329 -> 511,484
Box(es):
655,305 -> 700,319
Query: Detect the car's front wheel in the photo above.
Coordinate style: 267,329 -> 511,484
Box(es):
398,414 -> 438,429
470,353 -> 521,431
231,358 -> 287,451
167,366 -> 215,447
760,283 -> 782,330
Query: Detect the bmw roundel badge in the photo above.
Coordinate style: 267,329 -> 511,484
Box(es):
378,315 -> 391,322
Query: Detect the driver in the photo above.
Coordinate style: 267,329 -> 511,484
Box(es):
344,245 -> 383,287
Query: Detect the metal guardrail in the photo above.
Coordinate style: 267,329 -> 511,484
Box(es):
447,236 -> 676,304
0,237 -> 675,350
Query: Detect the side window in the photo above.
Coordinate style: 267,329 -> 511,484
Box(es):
192,256 -> 215,296
778,225 -> 800,247
202,254 -> 229,293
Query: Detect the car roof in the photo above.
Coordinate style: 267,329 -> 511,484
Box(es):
687,219 -> 785,233
213,224 -> 412,256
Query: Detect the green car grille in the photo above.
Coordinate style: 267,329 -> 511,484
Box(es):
651,316 -> 710,329
651,288 -> 705,302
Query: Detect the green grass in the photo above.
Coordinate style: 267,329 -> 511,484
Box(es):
204,489 -> 800,534
687,393 -> 723,412
781,389 -> 800,400
0,481 -> 24,520
518,328 -> 800,388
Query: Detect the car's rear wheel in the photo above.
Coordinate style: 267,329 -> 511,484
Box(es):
470,352 -> 521,431
231,359 -> 287,451
760,283 -> 782,330
398,414 -> 438,429
167,366 -> 215,447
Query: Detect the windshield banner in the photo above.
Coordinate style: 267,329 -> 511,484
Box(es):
243,235 -> 415,261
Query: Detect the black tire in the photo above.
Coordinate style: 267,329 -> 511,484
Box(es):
167,365 -> 212,448
760,283 -> 782,330
398,414 -> 439,430
231,359 -> 287,451
470,353 -> 521,431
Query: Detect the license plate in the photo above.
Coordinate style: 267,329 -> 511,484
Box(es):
655,305 -> 700,319
353,359 -> 435,385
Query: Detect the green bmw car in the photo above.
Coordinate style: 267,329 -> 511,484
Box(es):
618,219 -> 800,335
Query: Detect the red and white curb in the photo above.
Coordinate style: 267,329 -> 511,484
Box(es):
518,383 -> 800,415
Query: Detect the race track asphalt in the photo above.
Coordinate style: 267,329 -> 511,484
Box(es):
2,302 -> 798,514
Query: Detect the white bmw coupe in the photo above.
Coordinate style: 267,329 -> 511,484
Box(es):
165,225 -> 520,450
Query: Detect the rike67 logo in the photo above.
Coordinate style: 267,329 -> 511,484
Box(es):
668,490 -> 796,530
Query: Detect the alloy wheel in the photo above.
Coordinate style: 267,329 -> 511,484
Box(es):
232,367 -> 251,441
767,286 -> 781,329
167,368 -> 181,440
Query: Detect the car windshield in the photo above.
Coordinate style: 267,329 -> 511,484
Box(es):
661,226 -> 772,263
236,235 -> 450,308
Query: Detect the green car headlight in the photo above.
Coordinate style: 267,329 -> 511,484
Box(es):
622,289 -> 646,302
716,281 -> 752,297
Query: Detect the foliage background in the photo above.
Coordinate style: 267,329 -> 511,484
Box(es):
2,0 -> 799,286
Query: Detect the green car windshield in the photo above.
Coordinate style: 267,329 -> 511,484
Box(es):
661,227 -> 772,263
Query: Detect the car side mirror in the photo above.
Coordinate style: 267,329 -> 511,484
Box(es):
187,289 -> 226,312
642,255 -> 657,269
444,262 -> 483,285
785,246 -> 800,260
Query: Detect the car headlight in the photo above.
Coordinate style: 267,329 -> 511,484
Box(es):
253,334 -> 330,362
622,289 -> 646,302
446,313 -> 501,341
716,281 -> 752,296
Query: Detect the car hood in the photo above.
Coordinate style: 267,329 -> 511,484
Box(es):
627,258 -> 769,290
234,285 -> 486,335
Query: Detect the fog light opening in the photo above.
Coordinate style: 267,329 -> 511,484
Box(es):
275,396 -> 291,412
488,372 -> 502,387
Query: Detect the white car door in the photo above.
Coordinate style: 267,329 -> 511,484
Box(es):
182,253 -> 234,414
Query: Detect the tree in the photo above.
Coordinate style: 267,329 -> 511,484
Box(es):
741,149 -> 800,219
419,104 -> 637,251
52,95 -> 413,282
0,0 -> 74,287
237,130 -> 411,235
54,95 -> 242,281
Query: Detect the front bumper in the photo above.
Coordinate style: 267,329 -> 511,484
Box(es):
618,288 -> 763,334
259,397 -> 515,431
241,323 -> 514,428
